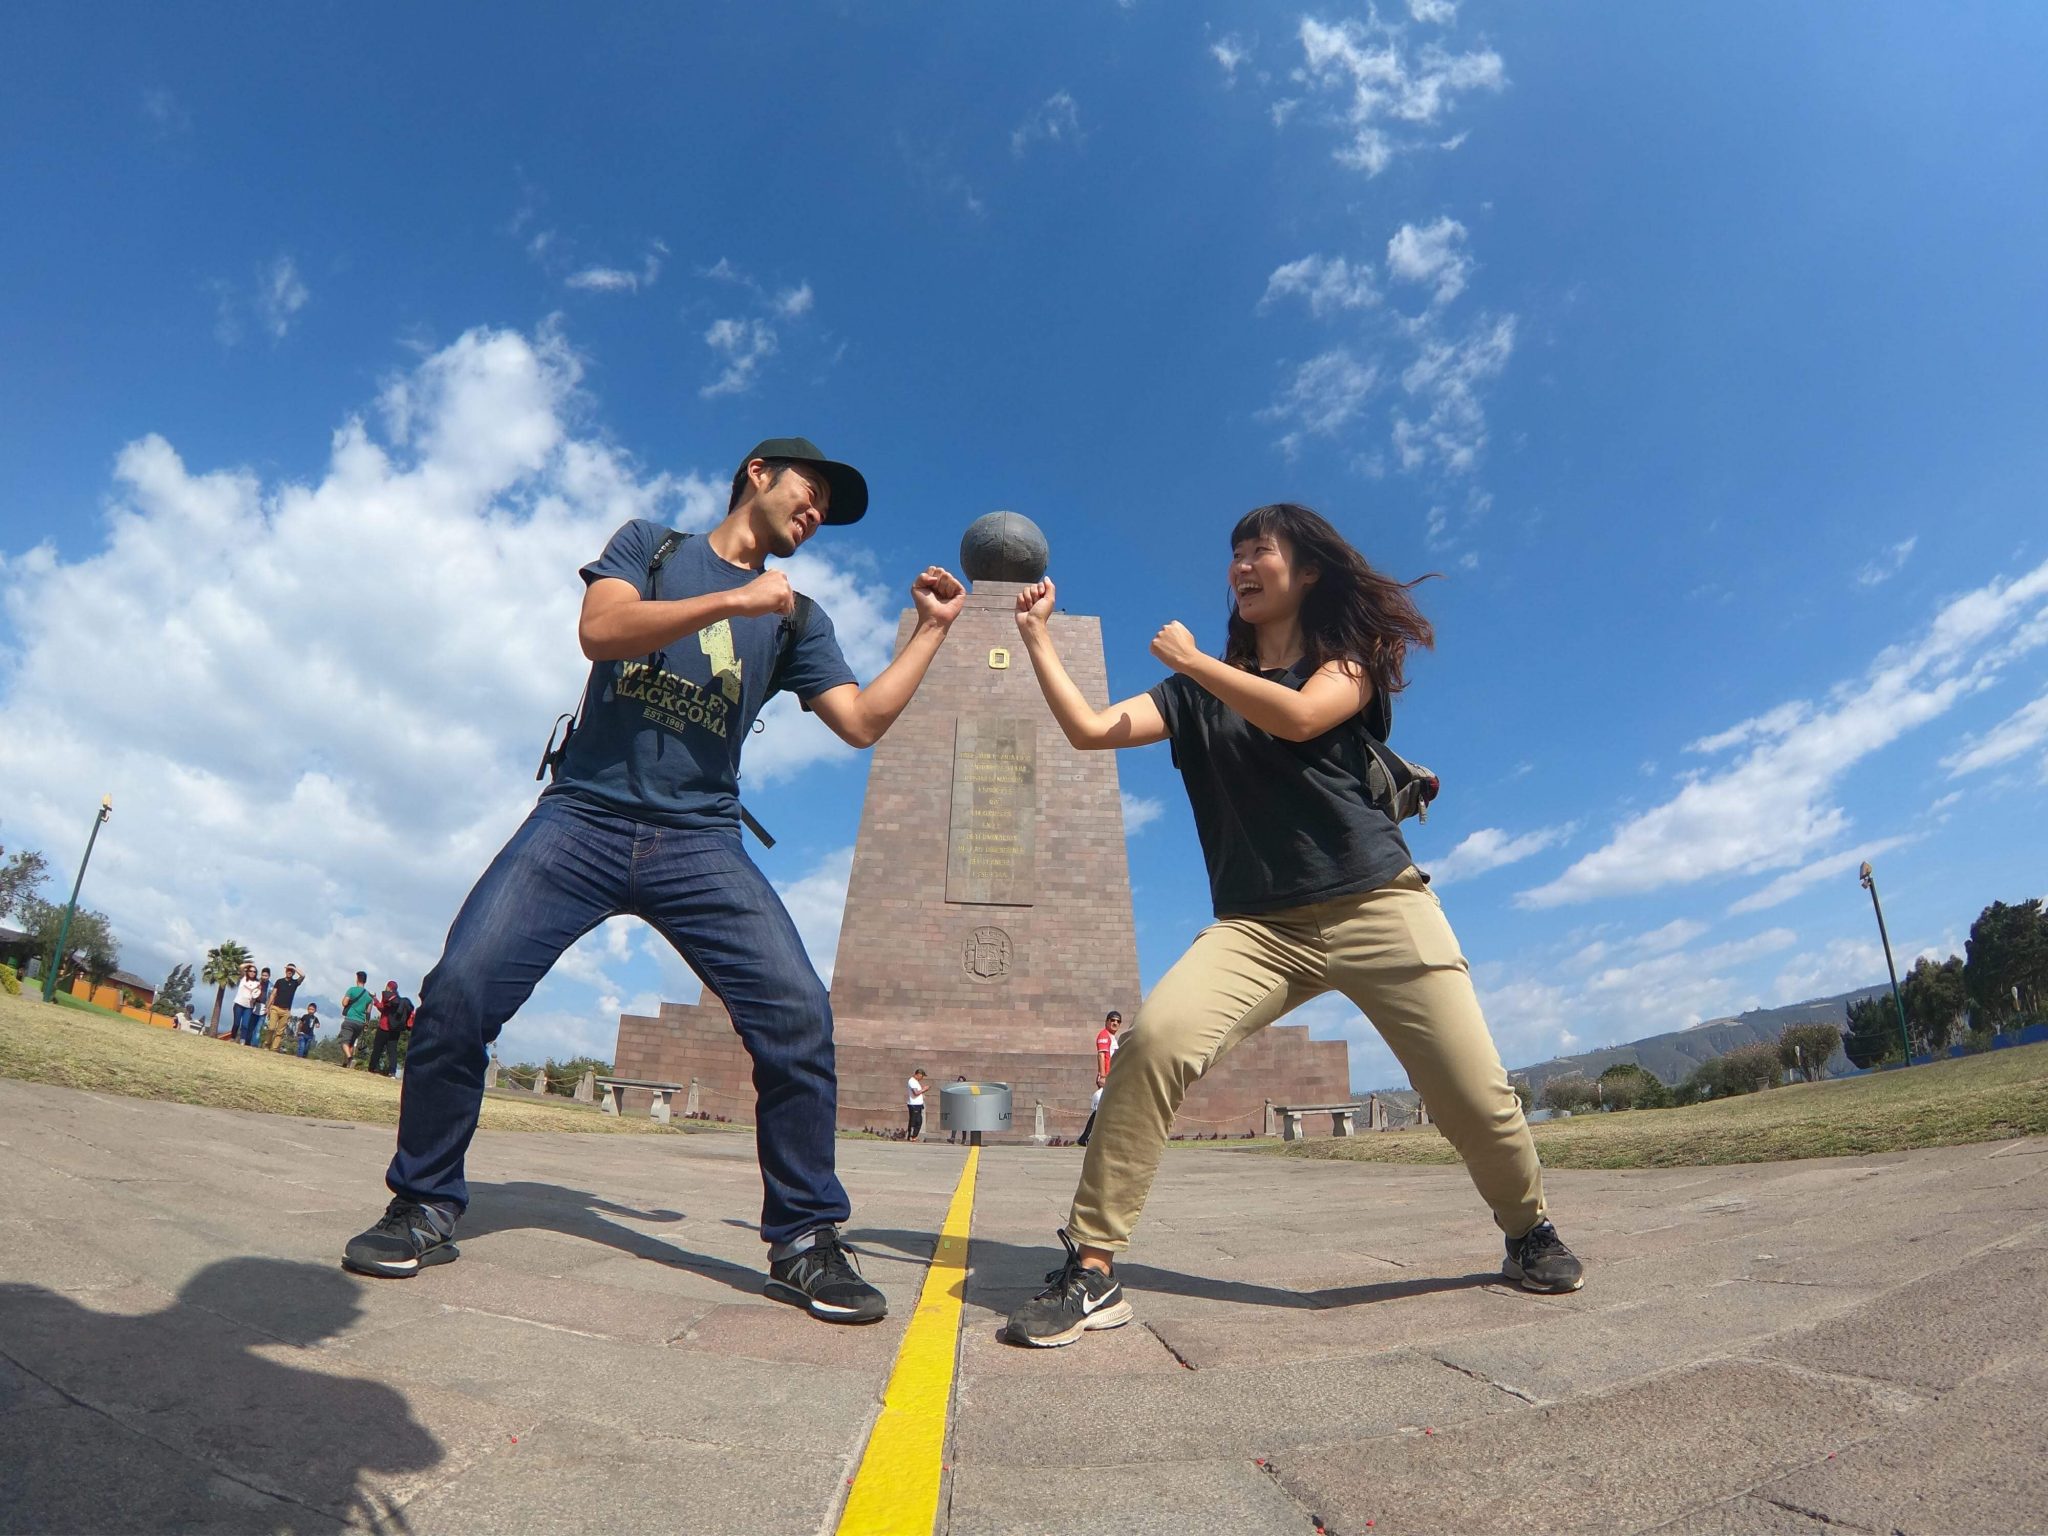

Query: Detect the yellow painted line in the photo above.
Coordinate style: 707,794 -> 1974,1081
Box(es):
838,1146 -> 980,1536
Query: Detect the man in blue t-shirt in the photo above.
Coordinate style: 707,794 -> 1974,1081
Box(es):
343,437 -> 967,1326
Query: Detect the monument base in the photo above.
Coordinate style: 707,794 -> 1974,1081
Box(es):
615,996 -> 1352,1139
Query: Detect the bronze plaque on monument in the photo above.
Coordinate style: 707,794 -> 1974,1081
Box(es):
946,718 -> 1036,906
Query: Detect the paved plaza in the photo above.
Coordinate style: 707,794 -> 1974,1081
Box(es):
1,1075 -> 2044,1535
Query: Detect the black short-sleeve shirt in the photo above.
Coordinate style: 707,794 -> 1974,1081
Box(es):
544,520 -> 857,831
1148,665 -> 1414,917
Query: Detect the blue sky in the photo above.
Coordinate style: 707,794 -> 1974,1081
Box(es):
2,3 -> 2044,1089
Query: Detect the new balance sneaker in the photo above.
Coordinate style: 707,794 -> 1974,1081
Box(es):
765,1230 -> 888,1324
1503,1219 -> 1584,1293
342,1197 -> 459,1279
1004,1230 -> 1134,1347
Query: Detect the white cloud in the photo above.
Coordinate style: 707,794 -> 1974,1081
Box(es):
565,244 -> 664,295
1261,254 -> 1379,317
1120,793 -> 1165,835
1688,700 -> 1809,755
1392,313 -> 1515,474
1943,685 -> 2048,777
776,846 -> 855,983
1211,36 -> 1249,84
1855,535 -> 1918,588
1772,937 -> 1888,1005
775,282 -> 815,318
701,317 -> 778,398
216,256 -> 310,345
1385,216 -> 1472,305
1011,91 -> 1083,158
141,88 -> 191,137
0,322 -> 897,1065
1425,822 -> 1572,885
1520,556 -> 2048,908
1409,0 -> 1458,24
1727,835 -> 1920,915
1260,349 -> 1379,455
1294,16 -> 1505,177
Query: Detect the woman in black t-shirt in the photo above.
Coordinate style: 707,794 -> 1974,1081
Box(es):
1003,502 -> 1583,1349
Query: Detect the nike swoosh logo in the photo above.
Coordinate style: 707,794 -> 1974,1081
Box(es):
1079,1288 -> 1117,1314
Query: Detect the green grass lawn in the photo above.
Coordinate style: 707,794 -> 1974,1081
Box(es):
46,990 -> 137,1022
0,988 -> 697,1135
1245,1043 -> 2048,1169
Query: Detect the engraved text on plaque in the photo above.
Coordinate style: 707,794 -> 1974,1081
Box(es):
946,718 -> 1037,906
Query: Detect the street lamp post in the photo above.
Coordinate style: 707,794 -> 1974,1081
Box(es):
1857,860 -> 1912,1065
40,796 -> 113,1004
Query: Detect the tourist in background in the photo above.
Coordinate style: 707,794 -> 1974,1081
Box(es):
1077,1072 -> 1106,1147
338,971 -> 373,1067
172,1003 -> 203,1034
296,1001 -> 320,1057
226,962 -> 260,1041
906,1069 -> 927,1141
366,982 -> 411,1077
267,964 -> 306,1052
1002,503 -> 1583,1349
1094,1011 -> 1121,1077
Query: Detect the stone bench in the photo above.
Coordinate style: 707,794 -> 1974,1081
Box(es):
596,1077 -> 688,1125
1273,1101 -> 1365,1141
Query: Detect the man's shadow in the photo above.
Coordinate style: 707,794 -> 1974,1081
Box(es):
0,1258 -> 438,1535
457,1181 -> 766,1295
847,1228 -> 1501,1312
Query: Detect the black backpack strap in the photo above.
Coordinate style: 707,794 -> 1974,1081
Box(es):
768,592 -> 819,706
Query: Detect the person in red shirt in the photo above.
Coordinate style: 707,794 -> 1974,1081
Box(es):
1094,1011 -> 1122,1077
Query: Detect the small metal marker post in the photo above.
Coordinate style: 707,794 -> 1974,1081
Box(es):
41,795 -> 112,1004
1858,860 -> 1912,1064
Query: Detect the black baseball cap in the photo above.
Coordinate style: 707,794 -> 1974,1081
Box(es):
740,437 -> 868,526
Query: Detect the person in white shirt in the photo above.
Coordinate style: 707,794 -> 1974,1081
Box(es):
1077,1072 -> 1106,1147
905,1070 -> 927,1142
172,1005 -> 202,1034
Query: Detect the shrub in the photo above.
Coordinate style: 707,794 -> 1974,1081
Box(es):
1541,1074 -> 1598,1113
1960,1026 -> 1997,1055
1598,1062 -> 1671,1110
1718,1041 -> 1785,1094
0,963 -> 17,996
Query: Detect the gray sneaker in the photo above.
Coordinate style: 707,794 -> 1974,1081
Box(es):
343,1198 -> 459,1279
1004,1231 -> 1134,1347
1504,1219 -> 1584,1293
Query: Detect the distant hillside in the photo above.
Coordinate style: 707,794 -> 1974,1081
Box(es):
1492,986 -> 1891,1093
1360,985 -> 1892,1095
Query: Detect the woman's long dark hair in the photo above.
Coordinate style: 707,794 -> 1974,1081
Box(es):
1222,503 -> 1436,699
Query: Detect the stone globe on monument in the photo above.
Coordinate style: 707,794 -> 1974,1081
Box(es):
609,512 -> 1350,1136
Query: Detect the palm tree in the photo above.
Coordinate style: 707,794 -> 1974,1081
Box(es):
202,941 -> 250,1033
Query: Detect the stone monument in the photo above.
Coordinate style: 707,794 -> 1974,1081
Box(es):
611,513 -> 1351,1135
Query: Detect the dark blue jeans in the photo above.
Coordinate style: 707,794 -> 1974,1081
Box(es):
385,796 -> 849,1246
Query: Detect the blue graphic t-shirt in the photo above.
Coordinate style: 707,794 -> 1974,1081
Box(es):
544,520 -> 857,831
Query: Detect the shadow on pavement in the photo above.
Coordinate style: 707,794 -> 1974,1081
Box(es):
849,1228 -> 1504,1311
459,1180 -> 765,1296
0,1258 -> 438,1534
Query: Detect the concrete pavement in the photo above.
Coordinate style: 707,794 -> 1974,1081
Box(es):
1,1075 -> 2043,1534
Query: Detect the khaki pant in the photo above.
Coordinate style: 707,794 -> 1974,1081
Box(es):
1068,866 -> 1545,1252
267,1005 -> 295,1051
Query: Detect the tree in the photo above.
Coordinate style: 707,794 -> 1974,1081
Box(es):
1900,954 -> 1967,1055
1842,995 -> 1901,1069
81,930 -> 121,991
1597,1062 -> 1670,1110
1719,1041 -> 1784,1093
1541,1074 -> 1597,1113
17,896 -> 116,989
0,846 -> 50,921
1965,899 -> 2048,1028
202,941 -> 251,1032
151,963 -> 195,1020
1778,1022 -> 1843,1083
543,1055 -> 614,1097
